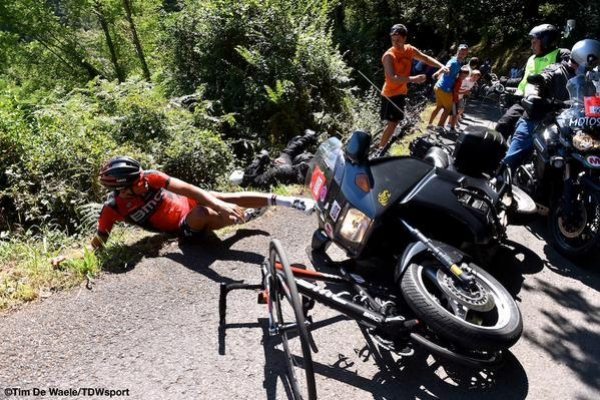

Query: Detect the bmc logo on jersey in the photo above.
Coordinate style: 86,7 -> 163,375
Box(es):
129,191 -> 163,222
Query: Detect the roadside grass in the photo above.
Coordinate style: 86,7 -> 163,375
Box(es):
389,103 -> 435,156
0,226 -> 161,312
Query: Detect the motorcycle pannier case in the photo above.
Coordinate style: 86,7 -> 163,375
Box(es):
453,127 -> 507,176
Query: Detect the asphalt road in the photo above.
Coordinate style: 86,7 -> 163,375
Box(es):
1,101 -> 599,400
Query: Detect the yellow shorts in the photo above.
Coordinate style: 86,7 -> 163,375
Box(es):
434,86 -> 453,112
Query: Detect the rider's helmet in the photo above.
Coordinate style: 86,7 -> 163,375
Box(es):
529,24 -> 560,52
99,156 -> 142,189
570,39 -> 600,70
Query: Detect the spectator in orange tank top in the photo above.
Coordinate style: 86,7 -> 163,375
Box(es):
379,24 -> 448,150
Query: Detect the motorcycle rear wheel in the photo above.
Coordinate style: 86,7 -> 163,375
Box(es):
401,260 -> 522,351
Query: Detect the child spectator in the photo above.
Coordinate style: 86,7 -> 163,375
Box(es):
456,69 -> 482,127
448,66 -> 471,131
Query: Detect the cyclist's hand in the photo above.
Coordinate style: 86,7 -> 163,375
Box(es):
411,74 -> 426,84
51,255 -> 67,268
439,66 -> 450,75
217,201 -> 245,224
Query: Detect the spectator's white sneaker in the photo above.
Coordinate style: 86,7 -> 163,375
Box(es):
291,198 -> 316,215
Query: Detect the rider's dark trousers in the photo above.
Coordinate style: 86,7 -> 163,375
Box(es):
495,103 -> 524,139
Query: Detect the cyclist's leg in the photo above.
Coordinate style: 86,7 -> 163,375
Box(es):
182,205 -> 232,233
210,192 -> 315,214
209,192 -> 270,208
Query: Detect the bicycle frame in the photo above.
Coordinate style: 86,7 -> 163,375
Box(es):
219,259 -> 418,338
219,246 -> 505,370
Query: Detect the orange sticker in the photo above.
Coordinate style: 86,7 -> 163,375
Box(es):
310,166 -> 326,200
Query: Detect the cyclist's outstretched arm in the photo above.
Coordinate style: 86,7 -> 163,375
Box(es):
167,177 -> 245,223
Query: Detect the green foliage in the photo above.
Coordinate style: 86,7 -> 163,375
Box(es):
161,127 -> 233,188
0,78 -> 232,232
159,0 -> 355,144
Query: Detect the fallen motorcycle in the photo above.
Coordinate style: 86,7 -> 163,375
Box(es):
219,132 -> 523,399
306,131 -> 522,368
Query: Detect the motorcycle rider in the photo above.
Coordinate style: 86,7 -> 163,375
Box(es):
501,39 -> 600,170
495,24 -> 571,139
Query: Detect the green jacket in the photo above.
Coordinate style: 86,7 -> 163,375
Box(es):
516,48 -> 560,95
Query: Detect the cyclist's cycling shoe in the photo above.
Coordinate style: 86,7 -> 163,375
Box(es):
243,207 -> 268,223
291,198 -> 316,215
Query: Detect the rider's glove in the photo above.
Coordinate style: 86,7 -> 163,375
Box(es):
521,95 -> 547,120
526,73 -> 545,86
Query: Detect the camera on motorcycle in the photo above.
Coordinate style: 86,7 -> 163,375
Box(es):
344,130 -> 371,165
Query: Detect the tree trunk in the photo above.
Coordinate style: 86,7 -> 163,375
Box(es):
95,1 -> 124,82
122,0 -> 151,81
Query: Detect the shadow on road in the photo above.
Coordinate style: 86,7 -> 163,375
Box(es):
100,233 -> 172,273
251,314 -> 529,400
486,239 -> 545,299
522,277 -> 600,394
162,228 -> 269,284
525,219 -> 600,291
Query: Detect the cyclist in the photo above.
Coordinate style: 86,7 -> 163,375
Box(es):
52,156 -> 315,264
495,24 -> 571,138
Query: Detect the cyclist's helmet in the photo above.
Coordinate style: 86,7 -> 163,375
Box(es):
570,39 -> 600,69
529,24 -> 560,52
99,156 -> 142,189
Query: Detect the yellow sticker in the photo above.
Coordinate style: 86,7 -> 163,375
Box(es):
378,190 -> 391,206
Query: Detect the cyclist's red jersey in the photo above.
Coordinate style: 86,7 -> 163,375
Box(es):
97,170 -> 197,235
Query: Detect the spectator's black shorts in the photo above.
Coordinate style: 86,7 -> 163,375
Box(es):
380,95 -> 406,122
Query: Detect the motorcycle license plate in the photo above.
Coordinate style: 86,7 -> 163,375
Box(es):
584,96 -> 600,117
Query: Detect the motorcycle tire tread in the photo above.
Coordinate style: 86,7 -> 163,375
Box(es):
400,262 -> 523,352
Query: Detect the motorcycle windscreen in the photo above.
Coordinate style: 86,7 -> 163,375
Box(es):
307,137 -> 343,203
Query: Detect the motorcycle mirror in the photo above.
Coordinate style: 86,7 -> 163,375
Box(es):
344,131 -> 371,164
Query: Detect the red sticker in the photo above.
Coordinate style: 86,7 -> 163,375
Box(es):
584,96 -> 600,117
310,166 -> 326,200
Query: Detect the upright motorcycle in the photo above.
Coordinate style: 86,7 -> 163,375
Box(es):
515,71 -> 600,259
307,131 -> 522,363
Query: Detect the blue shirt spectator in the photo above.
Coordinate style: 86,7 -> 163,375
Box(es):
436,56 -> 463,92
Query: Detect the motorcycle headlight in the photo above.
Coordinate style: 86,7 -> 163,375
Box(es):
339,208 -> 372,244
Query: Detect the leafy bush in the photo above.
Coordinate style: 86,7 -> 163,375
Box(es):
0,78 -> 232,232
160,0 -> 356,146
161,126 -> 233,188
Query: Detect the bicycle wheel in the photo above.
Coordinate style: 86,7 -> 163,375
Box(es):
268,239 -> 316,400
